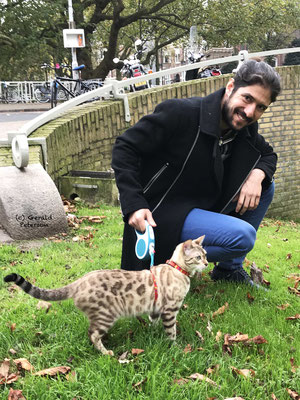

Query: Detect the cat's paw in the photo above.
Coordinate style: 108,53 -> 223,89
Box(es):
103,349 -> 114,356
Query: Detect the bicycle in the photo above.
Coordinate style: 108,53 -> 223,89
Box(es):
0,81 -> 19,103
50,64 -> 104,108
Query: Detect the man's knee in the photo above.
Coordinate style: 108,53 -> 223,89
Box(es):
233,222 -> 256,254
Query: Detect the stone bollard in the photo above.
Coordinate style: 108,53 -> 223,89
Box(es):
0,164 -> 68,240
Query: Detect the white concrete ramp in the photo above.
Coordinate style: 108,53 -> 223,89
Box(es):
0,164 -> 68,240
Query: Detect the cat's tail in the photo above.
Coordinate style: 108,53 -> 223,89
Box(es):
4,273 -> 74,301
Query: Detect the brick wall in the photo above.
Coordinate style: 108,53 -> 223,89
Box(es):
1,65 -> 299,220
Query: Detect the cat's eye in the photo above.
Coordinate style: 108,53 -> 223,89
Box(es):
196,255 -> 202,260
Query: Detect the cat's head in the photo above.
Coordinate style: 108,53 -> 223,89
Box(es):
172,235 -> 208,277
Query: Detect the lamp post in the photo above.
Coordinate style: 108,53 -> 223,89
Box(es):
68,0 -> 79,79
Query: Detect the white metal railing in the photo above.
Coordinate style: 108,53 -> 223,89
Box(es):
1,47 -> 299,169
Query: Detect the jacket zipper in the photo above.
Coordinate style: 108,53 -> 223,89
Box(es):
220,154 -> 261,214
143,163 -> 169,194
151,125 -> 201,214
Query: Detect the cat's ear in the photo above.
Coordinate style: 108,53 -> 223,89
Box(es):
194,235 -> 205,246
183,239 -> 193,255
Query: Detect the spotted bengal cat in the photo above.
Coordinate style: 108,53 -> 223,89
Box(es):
4,236 -> 208,355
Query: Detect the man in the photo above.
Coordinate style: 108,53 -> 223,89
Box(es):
112,59 -> 281,285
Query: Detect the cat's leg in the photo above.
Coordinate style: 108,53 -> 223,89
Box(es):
149,313 -> 160,325
161,307 -> 179,341
88,320 -> 115,356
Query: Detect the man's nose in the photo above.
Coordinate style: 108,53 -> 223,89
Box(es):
244,103 -> 256,118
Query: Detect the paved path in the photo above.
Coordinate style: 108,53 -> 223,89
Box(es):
0,103 -> 51,140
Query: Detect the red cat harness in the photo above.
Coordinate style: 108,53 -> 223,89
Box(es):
150,260 -> 189,302
166,260 -> 190,276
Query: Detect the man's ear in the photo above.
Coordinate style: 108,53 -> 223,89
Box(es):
225,78 -> 235,97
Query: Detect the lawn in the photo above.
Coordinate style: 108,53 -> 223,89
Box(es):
0,201 -> 299,400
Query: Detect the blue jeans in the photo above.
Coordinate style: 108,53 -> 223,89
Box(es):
180,182 -> 275,270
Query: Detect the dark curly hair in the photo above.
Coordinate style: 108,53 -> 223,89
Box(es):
233,59 -> 281,103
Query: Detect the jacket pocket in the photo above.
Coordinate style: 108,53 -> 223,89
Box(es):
143,163 -> 169,194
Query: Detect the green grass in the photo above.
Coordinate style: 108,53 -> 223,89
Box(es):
0,202 -> 299,400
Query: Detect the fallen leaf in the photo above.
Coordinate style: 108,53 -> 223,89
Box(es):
248,335 -> 268,344
10,323 -> 16,332
290,358 -> 299,373
8,388 -> 26,400
33,366 -> 71,377
9,349 -> 17,355
183,344 -> 192,353
246,292 -> 255,303
206,320 -> 213,334
212,302 -> 229,318
132,378 -> 147,390
224,398 -> 245,400
286,314 -> 300,320
206,364 -> 220,375
188,373 -> 220,388
0,359 -> 20,385
13,358 -> 34,372
131,348 -> 144,356
36,301 -> 52,312
195,330 -> 204,342
215,331 -> 222,342
271,394 -> 279,400
231,366 -> 255,378
286,253 -> 292,260
286,388 -> 299,399
226,333 -> 249,344
173,378 -> 189,385
65,370 -> 77,382
276,303 -> 290,310
288,287 -> 300,296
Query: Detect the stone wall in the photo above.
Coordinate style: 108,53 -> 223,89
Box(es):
1,65 -> 299,220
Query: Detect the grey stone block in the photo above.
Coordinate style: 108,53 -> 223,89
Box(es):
0,164 -> 68,239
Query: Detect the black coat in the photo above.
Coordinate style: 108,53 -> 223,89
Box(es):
112,88 -> 277,270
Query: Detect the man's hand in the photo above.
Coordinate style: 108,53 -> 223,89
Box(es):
234,169 -> 266,215
128,209 -> 157,232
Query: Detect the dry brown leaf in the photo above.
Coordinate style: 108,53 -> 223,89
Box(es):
131,348 -> 144,356
248,335 -> 268,344
224,397 -> 244,400
224,397 -> 245,400
195,330 -> 204,342
132,378 -> 147,390
206,320 -> 213,334
173,378 -> 189,385
226,333 -> 249,344
231,366 -> 255,378
288,287 -> 300,296
188,372 -> 220,388
183,344 -> 192,353
8,388 -> 26,400
215,331 -> 222,342
286,388 -> 299,399
0,359 -> 20,385
36,301 -> 52,312
206,364 -> 220,375
271,394 -> 279,400
286,253 -> 292,260
33,366 -> 71,377
212,302 -> 229,318
276,303 -> 290,310
10,323 -> 17,332
286,314 -> 300,320
13,358 -> 34,372
290,358 -> 299,373
246,292 -> 255,303
9,349 -> 17,355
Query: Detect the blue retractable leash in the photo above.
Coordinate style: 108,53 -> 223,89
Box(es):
135,221 -> 155,267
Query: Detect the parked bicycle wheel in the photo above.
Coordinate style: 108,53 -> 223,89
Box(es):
57,88 -> 69,102
34,86 -> 50,103
7,87 -> 19,103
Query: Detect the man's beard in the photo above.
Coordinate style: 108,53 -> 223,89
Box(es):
222,98 -> 253,131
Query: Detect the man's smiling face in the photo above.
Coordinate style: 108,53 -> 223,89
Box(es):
221,79 -> 272,131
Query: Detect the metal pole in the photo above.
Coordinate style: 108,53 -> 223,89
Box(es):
68,0 -> 79,79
